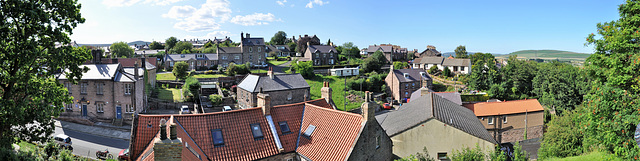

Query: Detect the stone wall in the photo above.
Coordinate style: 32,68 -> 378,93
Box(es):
493,125 -> 544,143
153,138 -> 183,161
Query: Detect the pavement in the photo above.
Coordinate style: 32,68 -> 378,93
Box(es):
54,120 -> 131,141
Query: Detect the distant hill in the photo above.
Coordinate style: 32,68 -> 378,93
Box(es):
78,41 -> 151,47
497,50 -> 590,61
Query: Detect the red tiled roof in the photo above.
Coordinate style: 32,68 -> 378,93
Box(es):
468,99 -> 544,116
177,120 -> 207,161
132,115 -> 171,160
304,98 -> 333,109
296,103 -> 364,161
271,103 -> 305,152
174,108 -> 280,161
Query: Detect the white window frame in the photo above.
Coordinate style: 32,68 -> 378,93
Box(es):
124,84 -> 132,95
235,55 -> 240,60
503,116 -> 507,123
65,103 -> 73,111
258,47 -> 261,52
170,61 -> 174,67
488,116 -> 494,125
197,54 -> 203,58
249,47 -> 253,52
197,61 -> 201,66
96,103 -> 104,113
65,82 -> 72,94
222,56 -> 227,60
80,82 -> 88,94
126,104 -> 134,113
96,83 -> 104,95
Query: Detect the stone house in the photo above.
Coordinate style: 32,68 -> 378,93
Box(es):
414,56 -> 472,74
57,63 -> 144,124
164,53 -> 218,71
385,67 -> 433,102
98,57 -> 158,88
217,32 -> 267,68
129,89 -> 393,161
376,92 -> 497,159
302,42 -> 338,66
367,44 -> 408,63
266,45 -> 295,57
236,69 -> 310,109
463,99 -> 545,143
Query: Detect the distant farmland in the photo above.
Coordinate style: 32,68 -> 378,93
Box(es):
495,50 -> 591,62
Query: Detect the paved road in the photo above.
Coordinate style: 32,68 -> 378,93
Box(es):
54,126 -> 129,160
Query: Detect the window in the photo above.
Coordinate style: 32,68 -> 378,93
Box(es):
323,53 -> 326,57
126,104 -> 134,113
64,82 -> 72,94
412,83 -> 415,87
258,47 -> 261,52
405,92 -> 409,97
65,103 -> 73,111
278,121 -> 291,134
180,54 -> 185,58
303,125 -> 316,138
249,47 -> 253,52
258,55 -> 262,60
197,61 -> 201,66
315,53 -> 319,58
330,54 -> 333,58
405,84 -> 409,89
170,61 -> 174,67
503,116 -> 507,123
211,129 -> 224,146
287,92 -> 292,100
96,103 -> 104,113
79,82 -> 88,94
488,116 -> 494,125
197,54 -> 203,58
376,135 -> 380,149
329,59 -> 334,64
124,84 -> 132,95
96,83 -> 104,95
222,56 -> 227,60
234,55 -> 240,60
437,153 -> 448,160
250,123 -> 264,140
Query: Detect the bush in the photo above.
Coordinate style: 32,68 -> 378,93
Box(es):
172,62 -> 189,80
428,65 -> 439,74
183,77 -> 201,102
538,109 -> 584,159
209,94 -> 223,106
204,70 -> 215,74
395,147 -> 435,161
450,145 -> 484,161
225,62 -> 251,76
291,61 -> 314,79
442,67 -> 452,77
346,71 -> 387,93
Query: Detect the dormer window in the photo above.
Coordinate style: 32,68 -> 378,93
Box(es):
278,46 -> 285,50
180,54 -> 185,58
250,123 -> 264,140
197,54 -> 203,58
303,124 -> 316,138
403,73 -> 409,79
211,129 -> 224,147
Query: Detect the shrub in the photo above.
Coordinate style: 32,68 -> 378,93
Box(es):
428,65 -> 439,74
395,147 -> 435,161
291,61 -> 314,79
538,109 -> 584,159
182,77 -> 201,102
172,62 -> 189,80
442,67 -> 452,77
450,145 -> 484,161
209,94 -> 223,106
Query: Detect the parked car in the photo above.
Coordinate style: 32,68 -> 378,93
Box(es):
53,134 -> 72,150
118,148 -> 130,160
223,106 -> 232,112
180,105 -> 190,114
383,103 -> 392,110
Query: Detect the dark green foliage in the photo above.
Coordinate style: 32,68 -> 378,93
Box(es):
202,47 -> 216,53
149,41 -> 164,49
454,45 -> 468,58
442,67 -> 452,77
362,51 -> 386,73
532,61 -> 590,115
428,65 -> 439,74
225,62 -> 251,76
203,41 -> 213,48
291,61 -> 315,79
110,41 -> 134,58
172,62 -> 189,81
488,55 -> 537,100
450,145 -> 484,161
340,42 -> 361,58
490,143 -> 529,161
345,71 -> 387,93
287,41 -> 297,53
165,36 -> 177,50
183,77 -> 201,102
468,52 -> 500,91
538,109 -> 584,159
270,31 -> 287,45
209,94 -> 223,106
0,0 -> 89,148
171,41 -> 193,54
395,147 -> 435,161
393,61 -> 409,70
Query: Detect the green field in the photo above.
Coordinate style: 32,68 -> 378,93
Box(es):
496,50 -> 591,61
307,75 -> 363,111
542,151 -> 623,161
268,59 -> 290,66
157,73 -> 228,81
157,87 -> 182,102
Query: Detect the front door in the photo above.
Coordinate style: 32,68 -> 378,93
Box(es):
82,104 -> 87,116
116,106 -> 122,119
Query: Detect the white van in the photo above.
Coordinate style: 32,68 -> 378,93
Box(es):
223,106 -> 232,112
53,134 -> 72,149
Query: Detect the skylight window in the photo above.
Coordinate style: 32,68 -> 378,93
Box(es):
303,125 -> 316,138
211,129 -> 224,147
278,121 -> 291,134
250,123 -> 264,140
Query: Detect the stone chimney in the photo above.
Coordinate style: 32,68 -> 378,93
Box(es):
246,33 -> 250,38
241,32 -> 244,41
420,87 -> 430,96
258,91 -> 271,116
92,49 -> 102,64
267,67 -> 274,79
306,41 -> 310,47
361,91 -> 377,122
154,118 -> 182,161
321,81 -> 332,104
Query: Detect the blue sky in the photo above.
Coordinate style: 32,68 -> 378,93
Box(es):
71,0 -> 624,54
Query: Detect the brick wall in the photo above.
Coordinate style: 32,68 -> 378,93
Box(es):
153,138 -> 183,161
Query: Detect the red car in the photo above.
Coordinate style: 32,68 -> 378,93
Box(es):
118,148 -> 129,160
383,103 -> 392,110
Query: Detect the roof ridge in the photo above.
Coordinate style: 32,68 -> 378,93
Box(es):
475,99 -> 539,104
272,98 -> 325,108
305,103 -> 362,118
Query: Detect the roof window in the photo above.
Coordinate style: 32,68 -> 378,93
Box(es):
403,73 -> 409,78
278,121 -> 291,134
211,129 -> 224,147
250,123 -> 264,140
303,124 -> 316,138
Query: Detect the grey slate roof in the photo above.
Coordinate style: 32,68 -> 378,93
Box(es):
376,93 -> 497,143
165,53 -> 218,61
237,74 -> 310,93
442,58 -> 471,67
420,48 -> 442,57
266,45 -> 292,53
308,45 -> 337,53
58,64 -> 120,80
217,47 -> 242,54
367,45 -> 392,53
242,38 -> 264,46
392,69 -> 431,83
419,57 -> 445,64
124,68 -> 145,77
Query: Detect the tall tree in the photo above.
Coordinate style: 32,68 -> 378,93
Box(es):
270,31 -> 287,45
362,51 -> 386,73
455,45 -> 468,58
173,62 -> 189,81
149,41 -> 164,49
110,41 -> 134,58
468,52 -> 500,91
170,41 -> 193,54
0,0 -> 89,148
532,61 -> 590,115
165,36 -> 177,51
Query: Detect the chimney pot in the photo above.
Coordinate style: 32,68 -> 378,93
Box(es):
159,119 -> 167,140
169,123 -> 177,140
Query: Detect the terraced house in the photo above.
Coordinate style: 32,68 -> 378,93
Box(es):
217,32 -> 267,67
236,70 -> 311,109
163,53 -> 218,71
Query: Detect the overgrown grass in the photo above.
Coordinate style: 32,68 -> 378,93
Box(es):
307,74 -> 363,111
542,151 -> 623,161
157,73 -> 228,81
432,82 -> 456,92
268,59 -> 289,66
17,140 -> 37,152
157,87 -> 182,102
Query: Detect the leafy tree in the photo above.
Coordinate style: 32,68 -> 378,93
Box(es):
287,41 -> 297,54
209,94 -> 223,105
202,47 -> 217,53
203,41 -> 213,48
270,31 -> 287,45
165,36 -> 177,51
291,61 -> 315,79
183,77 -> 201,102
149,41 -> 164,49
340,42 -> 361,58
0,0 -> 89,148
538,109 -> 584,159
172,62 -> 189,81
490,55 -> 537,100
110,41 -> 134,58
442,67 -> 452,77
450,145 -> 484,161
428,66 -> 439,74
468,52 -> 500,91
362,51 -> 386,73
171,41 -> 193,54
225,62 -> 251,76
393,61 -> 408,69
532,61 -> 590,115
181,49 -> 191,54
454,45 -> 468,58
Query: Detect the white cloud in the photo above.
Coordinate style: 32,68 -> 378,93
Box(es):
101,0 -> 183,7
145,0 -> 185,6
184,31 -> 233,40
230,13 -> 277,26
276,0 -> 287,6
305,0 -> 328,8
162,0 -> 232,32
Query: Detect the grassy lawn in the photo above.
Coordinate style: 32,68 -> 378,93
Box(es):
251,69 -> 268,73
268,59 -> 289,66
157,73 -> 228,81
17,140 -> 37,152
157,87 -> 182,102
543,151 -> 623,161
307,74 -> 363,111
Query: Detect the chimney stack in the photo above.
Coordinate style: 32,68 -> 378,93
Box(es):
159,119 -> 167,140
420,87 -> 430,96
154,116 -> 183,161
258,91 -> 271,115
361,91 -> 376,122
306,41 -> 310,47
268,67 -> 274,79
321,81 -> 332,104
246,33 -> 250,38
